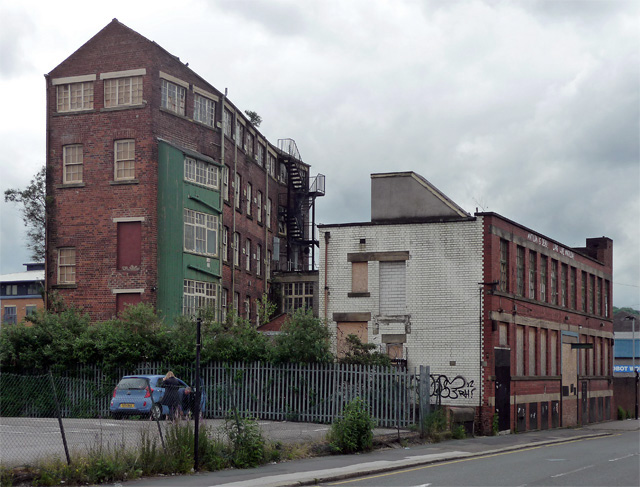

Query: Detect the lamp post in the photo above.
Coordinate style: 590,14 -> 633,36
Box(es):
624,315 -> 638,419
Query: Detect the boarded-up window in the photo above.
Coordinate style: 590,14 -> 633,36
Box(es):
550,331 -> 557,375
387,344 -> 403,360
336,322 -> 367,358
516,326 -> 524,376
352,262 -> 368,293
116,293 -> 142,314
117,221 -> 141,269
379,261 -> 405,315
499,323 -> 508,347
528,328 -> 536,376
540,329 -> 547,375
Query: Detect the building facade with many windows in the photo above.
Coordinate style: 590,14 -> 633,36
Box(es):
320,172 -> 614,434
45,20 -> 323,323
1,263 -> 44,327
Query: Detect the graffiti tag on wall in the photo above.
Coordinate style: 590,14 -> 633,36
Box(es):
430,374 -> 476,400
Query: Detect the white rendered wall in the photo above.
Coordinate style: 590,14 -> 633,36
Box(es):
319,218 -> 484,407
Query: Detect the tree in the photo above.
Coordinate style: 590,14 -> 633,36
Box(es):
337,334 -> 391,367
272,308 -> 333,363
244,110 -> 262,128
4,165 -> 47,261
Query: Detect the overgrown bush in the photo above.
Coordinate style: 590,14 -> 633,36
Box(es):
337,334 -> 391,366
421,408 -> 447,441
451,424 -> 466,439
272,308 -> 333,363
224,409 -> 266,468
328,398 -> 376,454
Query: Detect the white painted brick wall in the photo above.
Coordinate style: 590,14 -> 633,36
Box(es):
319,217 -> 484,407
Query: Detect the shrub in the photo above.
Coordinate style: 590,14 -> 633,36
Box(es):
224,409 -> 266,468
451,424 -> 466,439
618,406 -> 628,420
421,408 -> 447,441
337,334 -> 391,367
328,398 -> 376,454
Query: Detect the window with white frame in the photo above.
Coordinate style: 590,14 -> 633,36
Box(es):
26,305 -> 37,316
223,226 -> 229,262
194,94 -> 215,127
246,183 -> 252,216
233,232 -> 240,267
257,143 -> 265,167
223,108 -> 233,138
267,198 -> 272,229
244,296 -> 250,320
57,82 -> 93,112
183,279 -> 217,316
63,145 -> 83,183
268,153 -> 276,177
221,288 -> 228,322
222,166 -> 229,201
58,248 -> 76,284
266,250 -> 272,280
236,122 -> 245,147
104,76 -> 142,108
235,174 -> 241,210
246,132 -> 254,156
256,244 -> 262,276
184,157 -> 219,189
161,79 -> 186,115
233,292 -> 239,312
245,239 -> 251,271
279,162 -> 288,184
114,140 -> 135,180
184,208 -> 218,256
283,282 -> 314,313
256,191 -> 263,223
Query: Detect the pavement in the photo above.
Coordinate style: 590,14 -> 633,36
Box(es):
125,418 -> 640,487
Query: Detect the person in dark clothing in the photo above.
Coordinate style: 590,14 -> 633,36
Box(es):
161,371 -> 181,421
182,387 -> 194,419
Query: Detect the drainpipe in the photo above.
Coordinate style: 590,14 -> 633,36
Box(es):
323,231 -> 330,322
264,146 -> 269,300
231,95 -> 238,311
219,89 -> 227,322
44,74 -> 50,311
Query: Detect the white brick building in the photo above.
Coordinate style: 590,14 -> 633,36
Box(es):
319,172 -> 484,408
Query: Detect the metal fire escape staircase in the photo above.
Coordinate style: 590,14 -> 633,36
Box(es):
277,139 -> 325,270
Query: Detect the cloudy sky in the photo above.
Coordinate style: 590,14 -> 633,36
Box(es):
1,0 -> 638,308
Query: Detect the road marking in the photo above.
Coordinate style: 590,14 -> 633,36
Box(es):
546,458 -> 566,461
550,464 -> 594,478
609,453 -> 638,462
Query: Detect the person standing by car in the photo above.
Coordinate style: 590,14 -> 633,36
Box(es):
161,371 -> 181,421
182,386 -> 194,419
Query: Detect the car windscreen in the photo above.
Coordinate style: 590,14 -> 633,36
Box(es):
116,378 -> 148,390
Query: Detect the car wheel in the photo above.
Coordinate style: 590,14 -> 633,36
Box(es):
150,403 -> 164,421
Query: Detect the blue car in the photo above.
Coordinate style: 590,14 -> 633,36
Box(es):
109,374 -> 204,420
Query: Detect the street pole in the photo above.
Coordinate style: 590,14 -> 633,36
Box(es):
194,317 -> 202,471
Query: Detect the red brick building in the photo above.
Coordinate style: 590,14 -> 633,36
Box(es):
45,19 -> 323,323
479,213 -> 613,432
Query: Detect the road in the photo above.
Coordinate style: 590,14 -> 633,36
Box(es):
322,431 -> 640,487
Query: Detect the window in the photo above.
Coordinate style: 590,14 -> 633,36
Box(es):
257,143 -> 265,167
223,108 -> 233,138
256,191 -> 263,223
561,264 -> 567,307
380,261 -> 406,315
58,248 -> 76,284
540,329 -> 547,375
222,166 -> 230,201
604,280 -> 610,318
221,288 -> 228,322
268,153 -> 276,177
233,232 -> 240,267
234,174 -> 241,210
233,292 -> 239,312
183,209 -> 218,256
283,282 -> 314,313
116,293 -> 142,314
244,296 -> 251,321
352,262 -> 368,294
266,250 -> 272,280
266,198 -> 272,229
104,76 -> 142,107
117,221 -> 141,269
161,79 -> 186,115
246,132 -> 254,156
279,162 -> 288,184
596,278 -> 602,315
183,279 -> 217,316
246,183 -> 252,216
245,239 -> 251,271
223,226 -> 229,262
589,274 -> 595,314
114,140 -> 135,180
256,244 -> 262,276
570,267 -> 577,309
194,94 -> 215,127
540,255 -> 547,302
550,260 -> 558,305
26,305 -> 37,316
3,284 -> 17,295
57,82 -> 93,112
516,326 -> 524,376
499,239 -> 509,293
516,246 -> 524,296
581,271 -> 587,312
528,251 -> 536,299
184,157 -> 219,189
63,145 -> 83,183
3,306 -> 17,325
528,328 -> 536,376
236,122 -> 245,146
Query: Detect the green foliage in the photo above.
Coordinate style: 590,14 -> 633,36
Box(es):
244,110 -> 262,127
257,294 -> 276,326
337,334 -> 391,367
4,165 -> 47,261
613,307 -> 639,316
224,409 -> 266,468
328,398 -> 376,454
492,413 -> 499,435
273,308 -> 333,363
451,424 -> 466,439
200,311 -> 272,362
421,408 -> 447,441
